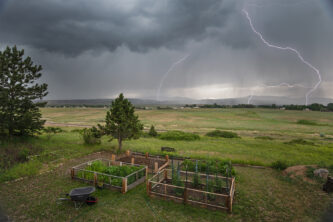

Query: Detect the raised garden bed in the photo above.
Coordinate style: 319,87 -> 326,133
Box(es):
147,168 -> 235,212
71,159 -> 147,193
181,159 -> 236,177
117,151 -> 169,173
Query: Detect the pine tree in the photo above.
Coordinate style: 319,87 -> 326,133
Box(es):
0,46 -> 48,137
148,125 -> 158,137
101,93 -> 143,151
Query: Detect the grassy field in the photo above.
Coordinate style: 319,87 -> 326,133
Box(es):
41,108 -> 333,167
0,107 -> 332,221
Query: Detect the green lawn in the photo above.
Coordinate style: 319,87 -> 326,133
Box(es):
0,153 -> 330,222
0,107 -> 332,221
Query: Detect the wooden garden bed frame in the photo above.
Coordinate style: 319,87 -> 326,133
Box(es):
147,168 -> 235,213
116,150 -> 169,173
71,158 -> 148,193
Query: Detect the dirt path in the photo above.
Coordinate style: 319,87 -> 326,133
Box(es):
45,121 -> 92,128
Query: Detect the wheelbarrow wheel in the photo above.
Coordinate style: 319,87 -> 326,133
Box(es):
86,196 -> 97,205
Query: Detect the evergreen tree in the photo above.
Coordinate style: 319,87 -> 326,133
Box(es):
0,46 -> 48,137
101,93 -> 143,150
148,125 -> 158,137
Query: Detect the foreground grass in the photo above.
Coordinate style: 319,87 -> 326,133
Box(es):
0,154 -> 330,222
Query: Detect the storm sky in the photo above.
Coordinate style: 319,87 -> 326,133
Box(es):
0,0 -> 333,102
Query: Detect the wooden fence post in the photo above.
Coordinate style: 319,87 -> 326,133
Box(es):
122,178 -> 127,193
147,180 -> 152,196
145,152 -> 149,159
145,166 -> 148,179
154,162 -> 158,173
94,173 -> 97,187
111,154 -> 116,161
164,170 -> 168,180
131,157 -> 135,165
184,188 -> 188,204
227,196 -> 232,213
126,150 -> 130,156
71,168 -> 74,179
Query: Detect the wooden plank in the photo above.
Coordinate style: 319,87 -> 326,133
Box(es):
122,178 -> 127,193
149,191 -> 184,201
158,162 -> 169,172
164,169 -> 233,181
154,162 -> 158,173
187,199 -> 228,210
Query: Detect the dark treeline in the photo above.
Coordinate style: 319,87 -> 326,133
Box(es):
46,102 -> 333,112
194,103 -> 333,112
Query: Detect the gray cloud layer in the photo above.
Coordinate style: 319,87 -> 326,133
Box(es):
0,0 -> 233,55
0,0 -> 332,102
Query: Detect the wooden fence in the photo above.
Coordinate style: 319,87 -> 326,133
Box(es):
147,168 -> 235,213
117,151 -> 169,173
71,158 -> 147,193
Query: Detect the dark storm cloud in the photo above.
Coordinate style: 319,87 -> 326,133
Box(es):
0,0 -> 234,56
0,0 -> 332,101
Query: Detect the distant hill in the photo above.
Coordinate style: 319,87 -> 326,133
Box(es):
44,96 -> 333,107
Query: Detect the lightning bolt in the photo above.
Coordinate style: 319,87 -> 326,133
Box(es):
242,9 -> 322,105
247,94 -> 254,104
245,0 -> 315,9
156,55 -> 189,101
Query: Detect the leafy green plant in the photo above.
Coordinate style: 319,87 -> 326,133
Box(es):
77,160 -> 144,186
205,130 -> 240,138
182,159 -> 236,177
159,130 -> 200,141
271,160 -> 289,170
193,172 -> 200,188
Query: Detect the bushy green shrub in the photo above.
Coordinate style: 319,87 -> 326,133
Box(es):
18,148 -> 30,161
80,126 -> 102,145
148,125 -> 158,137
271,160 -> 288,170
159,130 -> 200,141
43,127 -> 63,139
297,119 -> 318,125
285,139 -> 315,146
205,130 -> 239,138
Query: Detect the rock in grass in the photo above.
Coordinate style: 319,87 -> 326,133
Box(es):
314,168 -> 329,179
323,176 -> 333,193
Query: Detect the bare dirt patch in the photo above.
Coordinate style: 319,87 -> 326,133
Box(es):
283,165 -> 317,184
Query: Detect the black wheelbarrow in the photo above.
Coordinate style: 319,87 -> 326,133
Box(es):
58,186 -> 97,209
